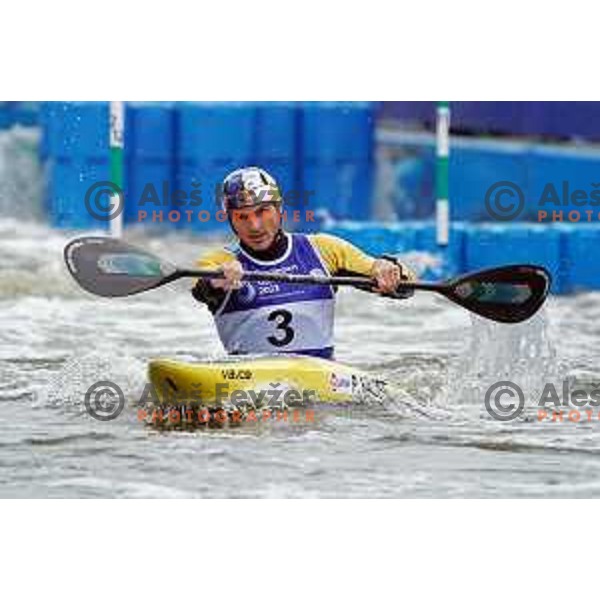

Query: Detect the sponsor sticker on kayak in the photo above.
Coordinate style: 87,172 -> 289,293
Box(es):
221,368 -> 253,380
329,372 -> 353,395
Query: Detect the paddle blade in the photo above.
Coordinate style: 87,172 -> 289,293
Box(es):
443,265 -> 551,323
64,236 -> 178,297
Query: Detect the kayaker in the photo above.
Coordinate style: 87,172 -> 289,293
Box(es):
192,167 -> 417,359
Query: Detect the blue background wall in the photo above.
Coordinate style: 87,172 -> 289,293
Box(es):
37,101 -> 376,233
4,101 -> 600,294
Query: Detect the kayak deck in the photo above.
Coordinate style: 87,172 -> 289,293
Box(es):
147,354 -> 388,407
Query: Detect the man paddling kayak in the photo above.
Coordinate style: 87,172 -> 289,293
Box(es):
191,167 -> 417,359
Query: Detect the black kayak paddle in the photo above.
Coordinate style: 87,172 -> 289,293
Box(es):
64,236 -> 551,324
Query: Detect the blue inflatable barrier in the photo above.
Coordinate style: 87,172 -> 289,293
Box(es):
323,221 -> 417,256
47,158 -> 110,230
379,102 -> 600,142
322,220 -> 600,294
390,142 -> 436,220
300,103 -> 375,222
452,102 -> 525,135
125,103 -> 174,159
560,224 -> 600,292
255,103 -> 298,160
464,223 -> 564,293
301,102 -> 374,162
449,139 -> 530,221
377,102 -> 436,127
527,144 -> 600,225
41,102 -> 109,159
303,161 -> 373,222
174,103 -> 256,233
0,101 -> 40,129
254,103 -> 300,227
124,103 -> 175,225
0,102 -> 10,129
321,220 -> 466,281
176,102 -> 255,164
414,222 -> 465,281
125,162 -> 175,226
42,101 -> 376,231
174,162 -> 235,233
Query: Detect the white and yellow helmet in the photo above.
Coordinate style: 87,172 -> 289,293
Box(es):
221,167 -> 283,212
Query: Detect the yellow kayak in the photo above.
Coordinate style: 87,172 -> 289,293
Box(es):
147,354 -> 388,408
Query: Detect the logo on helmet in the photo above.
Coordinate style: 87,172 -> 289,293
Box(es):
223,167 -> 282,212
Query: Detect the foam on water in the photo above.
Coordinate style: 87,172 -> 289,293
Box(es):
0,128 -> 44,221
2,213 -> 600,495
448,307 -> 560,408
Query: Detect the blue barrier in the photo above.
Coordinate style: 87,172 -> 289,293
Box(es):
320,220 -> 600,293
303,161 -> 373,223
463,224 -> 564,294
449,140 -> 530,221
379,102 -> 600,142
174,161 -> 234,233
42,102 -> 109,158
0,102 -> 10,129
125,162 -> 175,226
255,103 -> 298,160
125,103 -> 174,159
381,136 -> 435,219
452,102 -> 525,135
301,102 -> 373,161
42,101 -> 375,230
528,144 -> 600,224
560,224 -> 600,292
47,158 -> 110,230
254,103 -> 299,226
379,131 -> 600,223
124,103 -> 175,225
177,102 -> 255,163
378,101 -> 436,126
324,221 -> 418,256
322,220 -> 464,281
42,102 -> 178,229
414,223 -> 465,280
299,103 -> 375,222
42,101 -> 110,229
174,103 -> 255,233
0,102 -> 40,129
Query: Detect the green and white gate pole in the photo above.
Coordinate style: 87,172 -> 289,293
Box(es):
435,101 -> 450,246
109,101 -> 125,238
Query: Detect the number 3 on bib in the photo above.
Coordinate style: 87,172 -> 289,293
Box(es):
267,309 -> 295,347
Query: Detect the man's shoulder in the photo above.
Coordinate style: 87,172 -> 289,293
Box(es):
196,246 -> 238,268
307,232 -> 346,251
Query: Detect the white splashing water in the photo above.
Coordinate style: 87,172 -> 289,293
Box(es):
0,126 -> 44,221
447,307 -> 561,410
36,347 -> 147,412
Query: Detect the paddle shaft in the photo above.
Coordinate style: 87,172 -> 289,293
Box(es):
63,236 -> 551,322
175,268 -> 442,291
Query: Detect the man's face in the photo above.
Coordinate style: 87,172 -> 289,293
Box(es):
230,202 -> 281,250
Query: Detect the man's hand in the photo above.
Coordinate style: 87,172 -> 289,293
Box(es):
210,260 -> 244,291
371,258 -> 417,295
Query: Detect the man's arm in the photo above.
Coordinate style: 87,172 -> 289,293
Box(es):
190,248 -> 238,313
309,233 -> 416,296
